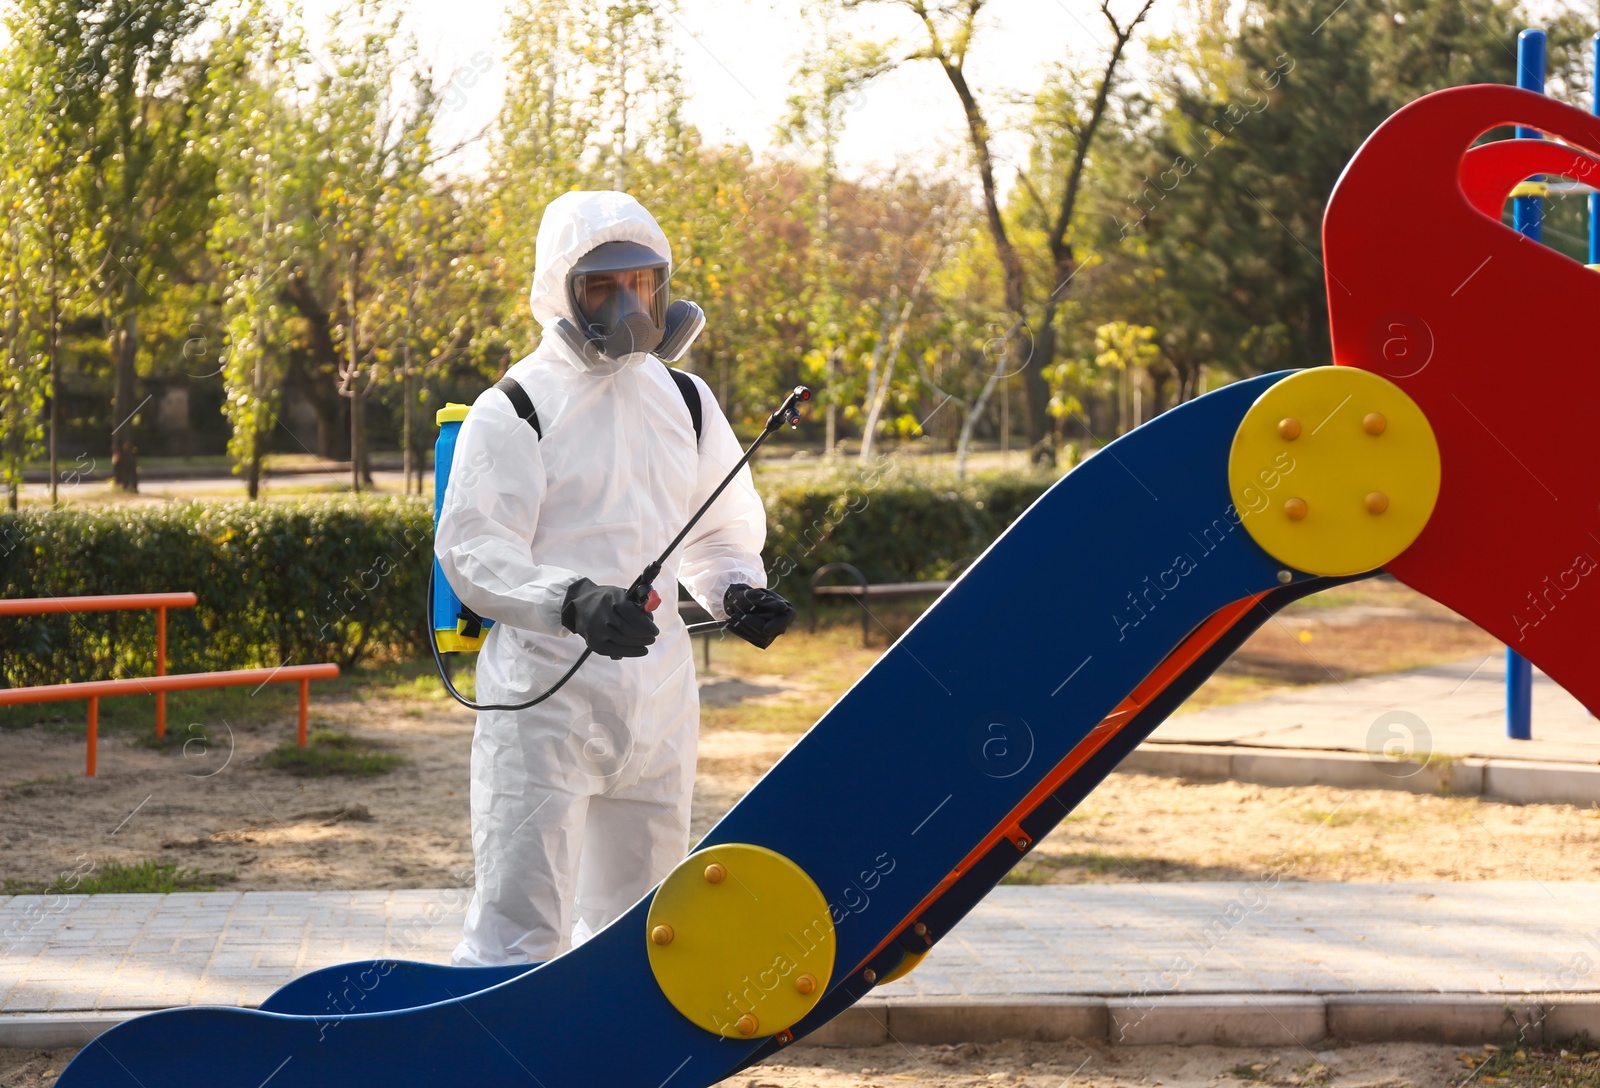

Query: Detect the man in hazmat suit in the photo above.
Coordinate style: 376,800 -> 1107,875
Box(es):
436,190 -> 796,964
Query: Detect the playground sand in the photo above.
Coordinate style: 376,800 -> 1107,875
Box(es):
0,1040 -> 1475,1087
0,577 -> 1526,894
753,1040 -> 1472,1087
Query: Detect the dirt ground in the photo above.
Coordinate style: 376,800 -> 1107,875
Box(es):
0,578 -> 1582,892
0,1039 -> 1511,1088
744,1041 -> 1498,1087
1,663 -> 1595,893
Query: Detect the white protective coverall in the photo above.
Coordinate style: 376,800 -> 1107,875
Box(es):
436,191 -> 770,964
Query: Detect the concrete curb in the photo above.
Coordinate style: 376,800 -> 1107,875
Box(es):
3,994 -> 1596,1050
795,993 -> 1600,1049
0,1014 -> 133,1049
1121,744 -> 1600,805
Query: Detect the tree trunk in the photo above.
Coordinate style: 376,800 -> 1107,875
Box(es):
402,348 -> 414,493
7,391 -> 18,511
401,374 -> 412,493
285,356 -> 348,459
926,47 -> 1054,468
1026,313 -> 1057,459
48,251 -> 59,507
956,349 -> 1008,481
349,383 -> 362,492
823,347 -> 838,456
1165,350 -> 1202,405
282,273 -> 351,458
859,295 -> 916,462
1149,362 -> 1173,418
110,301 -> 139,493
347,257 -> 363,492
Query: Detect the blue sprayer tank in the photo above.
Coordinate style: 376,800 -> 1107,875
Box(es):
432,403 -> 491,653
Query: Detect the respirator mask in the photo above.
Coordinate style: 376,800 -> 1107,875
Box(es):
555,240 -> 706,368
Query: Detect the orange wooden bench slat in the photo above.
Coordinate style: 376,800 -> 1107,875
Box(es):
0,592 -> 198,616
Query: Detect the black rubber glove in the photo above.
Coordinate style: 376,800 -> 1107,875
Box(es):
723,583 -> 796,650
561,578 -> 659,659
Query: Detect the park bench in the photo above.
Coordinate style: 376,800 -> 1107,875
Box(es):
678,591 -> 719,668
806,562 -> 961,646
0,593 -> 338,776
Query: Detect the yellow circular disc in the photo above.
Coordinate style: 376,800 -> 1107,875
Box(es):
646,844 -> 835,1039
1228,367 -> 1440,577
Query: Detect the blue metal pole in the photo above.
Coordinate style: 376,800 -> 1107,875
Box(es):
1514,29 -> 1546,240
1506,27 -> 1545,742
1591,33 -> 1600,264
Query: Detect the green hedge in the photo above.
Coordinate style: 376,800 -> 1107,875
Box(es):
0,499 -> 433,687
761,466 -> 1053,592
0,470 -> 1053,685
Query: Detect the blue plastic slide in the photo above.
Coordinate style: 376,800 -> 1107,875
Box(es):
59,373 -> 1349,1087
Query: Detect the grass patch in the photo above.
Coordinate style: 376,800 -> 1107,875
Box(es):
1000,851 -> 1270,885
6,774 -> 72,791
2,859 -> 233,895
695,610 -> 911,733
1293,1058 -> 1332,1085
134,721 -> 217,751
1295,806 -> 1412,831
1173,671 -> 1291,714
1462,1038 -> 1600,1086
264,730 -> 409,778
700,697 -> 835,734
372,660 -> 473,702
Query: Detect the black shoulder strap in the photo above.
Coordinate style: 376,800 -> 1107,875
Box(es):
667,367 -> 703,444
494,376 -> 541,438
493,371 -> 696,444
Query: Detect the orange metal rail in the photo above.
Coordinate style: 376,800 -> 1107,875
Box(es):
0,592 -> 198,737
0,664 -> 340,776
0,592 -> 198,616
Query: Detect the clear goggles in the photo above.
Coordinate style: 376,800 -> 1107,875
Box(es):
571,265 -> 668,328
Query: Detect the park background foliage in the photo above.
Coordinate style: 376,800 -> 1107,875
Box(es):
2,0 -> 1598,683
0,500 -> 433,682
4,0 -> 1596,502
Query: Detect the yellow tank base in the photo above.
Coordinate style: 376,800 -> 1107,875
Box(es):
433,621 -> 488,655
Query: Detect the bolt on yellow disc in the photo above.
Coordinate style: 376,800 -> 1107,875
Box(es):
646,844 -> 835,1039
1229,367 -> 1441,578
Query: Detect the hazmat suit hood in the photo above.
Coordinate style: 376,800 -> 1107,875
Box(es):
530,191 -> 673,374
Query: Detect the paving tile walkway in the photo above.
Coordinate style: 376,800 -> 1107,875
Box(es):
1152,653 -> 1598,763
3,883 -> 1597,1016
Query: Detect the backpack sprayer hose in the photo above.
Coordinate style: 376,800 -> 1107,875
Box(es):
429,385 -> 812,712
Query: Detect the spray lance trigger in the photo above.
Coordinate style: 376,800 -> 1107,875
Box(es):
772,386 -> 812,431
